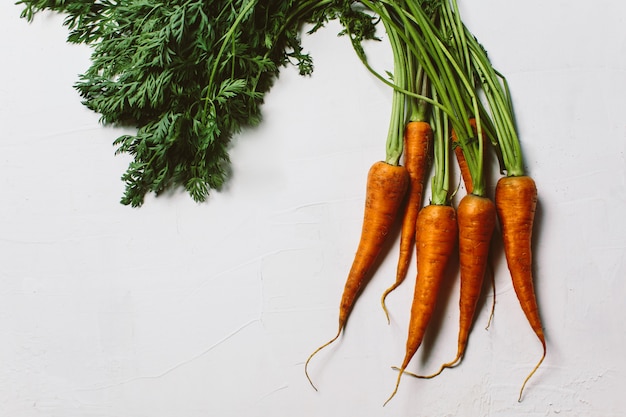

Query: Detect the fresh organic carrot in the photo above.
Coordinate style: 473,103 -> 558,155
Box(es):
384,203 -> 458,405
495,174 -> 546,401
411,193 -> 496,379
381,120 -> 431,322
453,117 -> 498,330
304,160 -> 409,390
455,194 -> 496,360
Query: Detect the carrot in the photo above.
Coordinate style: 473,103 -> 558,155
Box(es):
384,203 -> 458,405
304,160 -> 409,390
451,117 -> 498,340
411,193 -> 496,380
455,195 -> 496,361
381,120 -> 431,322
452,117 -> 498,334
495,175 -> 546,401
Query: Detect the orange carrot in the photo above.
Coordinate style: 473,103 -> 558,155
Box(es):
381,121 -> 432,322
414,193 -> 496,379
452,118 -> 497,329
454,194 -> 497,365
385,203 -> 458,405
304,160 -> 409,390
495,175 -> 546,401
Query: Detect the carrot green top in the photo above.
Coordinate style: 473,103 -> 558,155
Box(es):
362,0 -> 524,187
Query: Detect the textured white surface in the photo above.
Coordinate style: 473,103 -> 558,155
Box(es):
1,1 -> 626,416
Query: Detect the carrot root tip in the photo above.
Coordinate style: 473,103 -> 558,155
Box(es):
517,346 -> 546,402
383,369 -> 404,407
392,356 -> 459,379
304,330 -> 342,391
381,286 -> 398,324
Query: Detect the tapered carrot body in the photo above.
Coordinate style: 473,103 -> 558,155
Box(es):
495,175 -> 546,401
455,194 -> 497,359
385,204 -> 458,405
381,121 -> 432,322
451,118 -> 497,330
305,160 -> 409,390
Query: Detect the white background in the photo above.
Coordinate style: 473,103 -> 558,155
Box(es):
1,1 -> 625,416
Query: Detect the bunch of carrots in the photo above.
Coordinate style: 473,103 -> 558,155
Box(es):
17,0 -> 543,405
305,0 -> 545,405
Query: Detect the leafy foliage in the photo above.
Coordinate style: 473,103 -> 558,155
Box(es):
18,0 -> 379,206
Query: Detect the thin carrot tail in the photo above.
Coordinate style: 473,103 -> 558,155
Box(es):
518,340 -> 546,402
386,351 -> 460,401
381,262 -> 410,323
381,246 -> 413,324
396,353 -> 462,380
384,365 -> 405,406
427,352 -> 463,377
398,336 -> 465,379
385,349 -> 417,406
381,283 -> 399,324
381,258 -> 410,324
382,243 -> 415,323
420,359 -> 459,378
304,328 -> 342,391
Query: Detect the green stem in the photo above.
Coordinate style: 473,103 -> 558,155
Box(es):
345,31 -> 444,115
360,0 -> 453,122
413,67 -> 430,122
467,40 -> 524,176
440,0 -> 488,196
430,89 -> 450,205
382,13 -> 407,165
